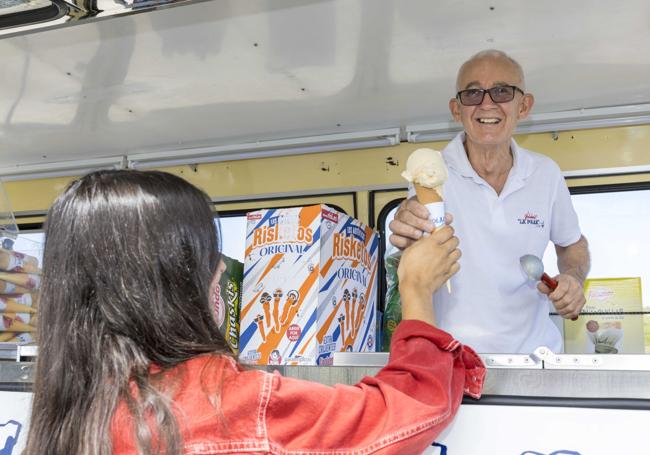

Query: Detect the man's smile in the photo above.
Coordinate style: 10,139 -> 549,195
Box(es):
476,117 -> 501,124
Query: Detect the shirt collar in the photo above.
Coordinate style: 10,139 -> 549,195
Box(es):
444,132 -> 534,182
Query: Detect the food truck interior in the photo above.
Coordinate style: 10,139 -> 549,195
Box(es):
0,1 -> 649,453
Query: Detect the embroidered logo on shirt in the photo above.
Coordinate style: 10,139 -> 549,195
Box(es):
517,211 -> 545,228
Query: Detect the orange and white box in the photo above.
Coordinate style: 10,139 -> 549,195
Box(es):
239,205 -> 378,365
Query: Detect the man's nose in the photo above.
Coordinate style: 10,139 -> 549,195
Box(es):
479,90 -> 497,107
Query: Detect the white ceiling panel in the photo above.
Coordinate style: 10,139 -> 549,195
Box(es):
1,0 -> 649,169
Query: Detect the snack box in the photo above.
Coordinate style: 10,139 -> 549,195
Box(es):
238,205 -> 378,365
213,254 -> 243,354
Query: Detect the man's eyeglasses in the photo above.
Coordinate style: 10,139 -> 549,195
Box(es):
456,85 -> 524,106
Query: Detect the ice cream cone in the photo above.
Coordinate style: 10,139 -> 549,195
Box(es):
272,289 -> 282,333
261,293 -> 271,328
0,249 -> 40,274
354,295 -> 366,338
0,281 -> 31,295
403,148 -> 447,230
0,272 -> 40,290
0,297 -> 36,314
414,183 -> 443,205
255,314 -> 267,342
280,290 -> 299,325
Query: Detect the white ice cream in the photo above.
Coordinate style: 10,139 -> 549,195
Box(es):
401,148 -> 448,189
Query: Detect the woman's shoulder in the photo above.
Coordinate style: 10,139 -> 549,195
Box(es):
182,353 -> 269,385
176,355 -> 273,428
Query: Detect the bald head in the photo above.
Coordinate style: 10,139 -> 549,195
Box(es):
456,50 -> 525,91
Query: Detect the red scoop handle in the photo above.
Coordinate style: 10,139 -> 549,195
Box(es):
542,273 -> 578,321
541,273 -> 558,290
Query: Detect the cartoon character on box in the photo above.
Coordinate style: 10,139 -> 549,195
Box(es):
268,349 -> 282,365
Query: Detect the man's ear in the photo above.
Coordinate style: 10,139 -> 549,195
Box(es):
518,93 -> 535,120
449,98 -> 461,122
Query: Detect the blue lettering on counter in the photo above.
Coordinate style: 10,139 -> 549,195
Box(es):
431,442 -> 447,454
521,450 -> 582,455
0,420 -> 22,455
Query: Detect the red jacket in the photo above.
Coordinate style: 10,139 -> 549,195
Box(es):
111,320 -> 485,454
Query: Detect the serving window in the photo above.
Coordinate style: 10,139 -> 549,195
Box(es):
373,183 -> 650,356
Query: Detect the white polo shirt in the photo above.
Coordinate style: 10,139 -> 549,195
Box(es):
407,133 -> 582,353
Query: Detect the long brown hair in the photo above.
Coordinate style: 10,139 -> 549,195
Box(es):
25,170 -> 230,454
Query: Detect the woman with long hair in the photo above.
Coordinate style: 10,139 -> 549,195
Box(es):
25,169 -> 484,455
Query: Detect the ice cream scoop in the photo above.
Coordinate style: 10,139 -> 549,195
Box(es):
520,254 -> 557,290
401,148 -> 447,203
520,254 -> 578,321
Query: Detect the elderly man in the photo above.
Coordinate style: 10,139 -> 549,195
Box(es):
390,50 -> 590,353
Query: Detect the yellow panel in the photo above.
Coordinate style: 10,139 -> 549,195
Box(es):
215,194 -> 355,217
4,176 -> 76,214
15,216 -> 46,226
567,173 -> 650,188
4,124 -> 650,217
516,125 -> 650,171
150,141 -> 433,200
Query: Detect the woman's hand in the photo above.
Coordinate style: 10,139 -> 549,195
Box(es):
397,219 -> 461,325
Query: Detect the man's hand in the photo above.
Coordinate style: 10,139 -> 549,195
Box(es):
537,273 -> 585,320
388,197 -> 436,250
544,235 -> 590,320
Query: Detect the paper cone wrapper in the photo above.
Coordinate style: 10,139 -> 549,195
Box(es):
414,184 -> 451,292
0,272 -> 40,290
414,184 -> 443,204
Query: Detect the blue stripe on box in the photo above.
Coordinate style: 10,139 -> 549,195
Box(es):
239,321 -> 257,349
288,309 -> 317,358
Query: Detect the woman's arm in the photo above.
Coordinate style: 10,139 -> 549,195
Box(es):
265,223 -> 484,454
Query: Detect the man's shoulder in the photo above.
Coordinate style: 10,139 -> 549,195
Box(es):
441,134 -> 464,157
515,143 -> 562,176
441,135 -> 467,172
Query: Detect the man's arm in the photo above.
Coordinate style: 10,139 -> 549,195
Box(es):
537,235 -> 590,319
557,235 -> 590,284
